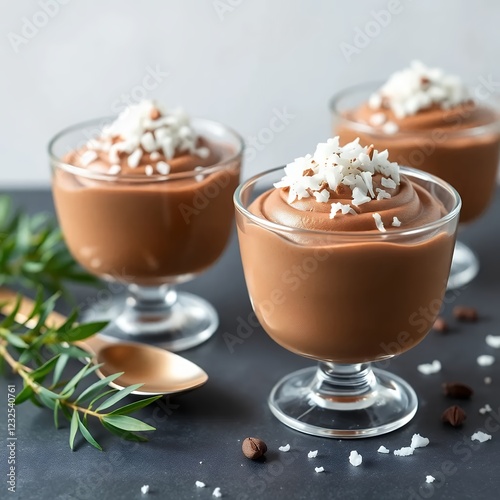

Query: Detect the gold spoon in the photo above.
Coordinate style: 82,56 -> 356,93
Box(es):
0,289 -> 208,396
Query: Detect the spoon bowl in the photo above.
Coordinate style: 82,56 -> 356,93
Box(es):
0,288 -> 209,396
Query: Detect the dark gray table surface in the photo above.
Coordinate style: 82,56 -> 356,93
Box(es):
1,188 -> 499,500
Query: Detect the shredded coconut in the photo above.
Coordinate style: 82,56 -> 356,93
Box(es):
279,444 -> 290,452
411,434 -> 430,449
212,487 -> 222,498
80,150 -> 98,166
314,466 -> 325,473
477,355 -> 495,367
372,213 -> 386,232
471,431 -> 492,443
377,446 -> 390,454
417,360 -> 441,374
369,112 -> 386,126
479,404 -> 492,414
273,137 -> 401,219
195,481 -> 206,488
394,446 -> 414,457
485,377 -> 492,385
141,485 -> 150,495
86,100 -> 200,171
145,165 -> 153,176
426,475 -> 436,484
392,216 -> 402,227
382,121 -> 399,135
369,60 -> 469,118
486,335 -> 500,348
108,165 -> 121,175
156,161 -> 170,175
308,450 -> 318,458
349,450 -> 362,466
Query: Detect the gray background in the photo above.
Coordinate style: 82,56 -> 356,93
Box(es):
2,0 -> 500,185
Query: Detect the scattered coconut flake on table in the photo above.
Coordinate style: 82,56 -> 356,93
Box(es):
426,475 -> 436,484
195,481 -> 206,488
479,404 -> 492,415
279,444 -> 290,452
212,487 -> 222,498
411,433 -> 430,449
141,485 -> 150,495
377,446 -> 390,454
485,377 -> 492,385
417,360 -> 441,375
471,431 -> 492,443
477,355 -> 495,367
308,450 -> 318,458
315,466 -> 325,473
486,335 -> 500,348
349,450 -> 362,466
394,447 -> 414,457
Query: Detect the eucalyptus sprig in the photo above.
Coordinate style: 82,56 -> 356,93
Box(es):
0,196 -> 98,295
0,292 -> 161,450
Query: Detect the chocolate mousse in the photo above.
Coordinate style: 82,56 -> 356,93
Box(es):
334,61 -> 500,223
236,138 -> 459,363
52,101 -> 242,285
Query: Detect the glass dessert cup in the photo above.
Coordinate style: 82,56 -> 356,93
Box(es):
331,83 -> 500,289
49,117 -> 243,351
234,167 -> 460,438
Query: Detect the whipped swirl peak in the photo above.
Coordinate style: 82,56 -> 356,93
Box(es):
274,137 -> 400,220
369,61 -> 469,119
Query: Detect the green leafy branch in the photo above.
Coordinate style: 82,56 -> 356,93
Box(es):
0,293 -> 161,450
0,196 -> 98,295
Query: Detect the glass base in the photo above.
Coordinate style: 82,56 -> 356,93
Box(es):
81,288 -> 218,352
448,240 -> 479,290
268,364 -> 418,439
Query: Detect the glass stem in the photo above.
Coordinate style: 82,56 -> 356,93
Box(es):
126,284 -> 177,313
309,362 -> 377,409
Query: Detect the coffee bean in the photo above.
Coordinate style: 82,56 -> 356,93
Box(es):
442,382 -> 474,399
433,316 -> 449,333
242,437 -> 267,460
453,306 -> 478,322
442,405 -> 467,427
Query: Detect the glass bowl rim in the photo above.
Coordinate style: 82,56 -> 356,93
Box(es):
48,116 -> 245,183
234,165 -> 461,239
329,81 -> 500,138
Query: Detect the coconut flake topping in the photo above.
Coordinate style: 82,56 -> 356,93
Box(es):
369,60 -> 469,119
86,100 -> 205,173
274,137 -> 401,231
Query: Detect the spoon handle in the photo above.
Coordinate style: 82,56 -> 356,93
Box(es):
0,288 -> 105,355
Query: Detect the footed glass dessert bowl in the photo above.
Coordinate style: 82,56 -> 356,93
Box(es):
50,101 -> 243,351
331,61 -> 500,289
234,137 -> 461,438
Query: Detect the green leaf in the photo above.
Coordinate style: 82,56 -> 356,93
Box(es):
3,331 -> 28,349
61,363 -> 97,396
101,420 -> 148,442
95,384 -> 144,411
15,384 -> 34,404
53,400 -> 60,429
102,415 -> 155,432
108,395 -> 162,416
60,322 -> 108,343
69,410 -> 78,450
75,372 -> 125,403
38,390 -> 56,409
52,354 -> 69,385
50,343 -> 90,359
30,355 -> 60,382
76,414 -> 102,451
